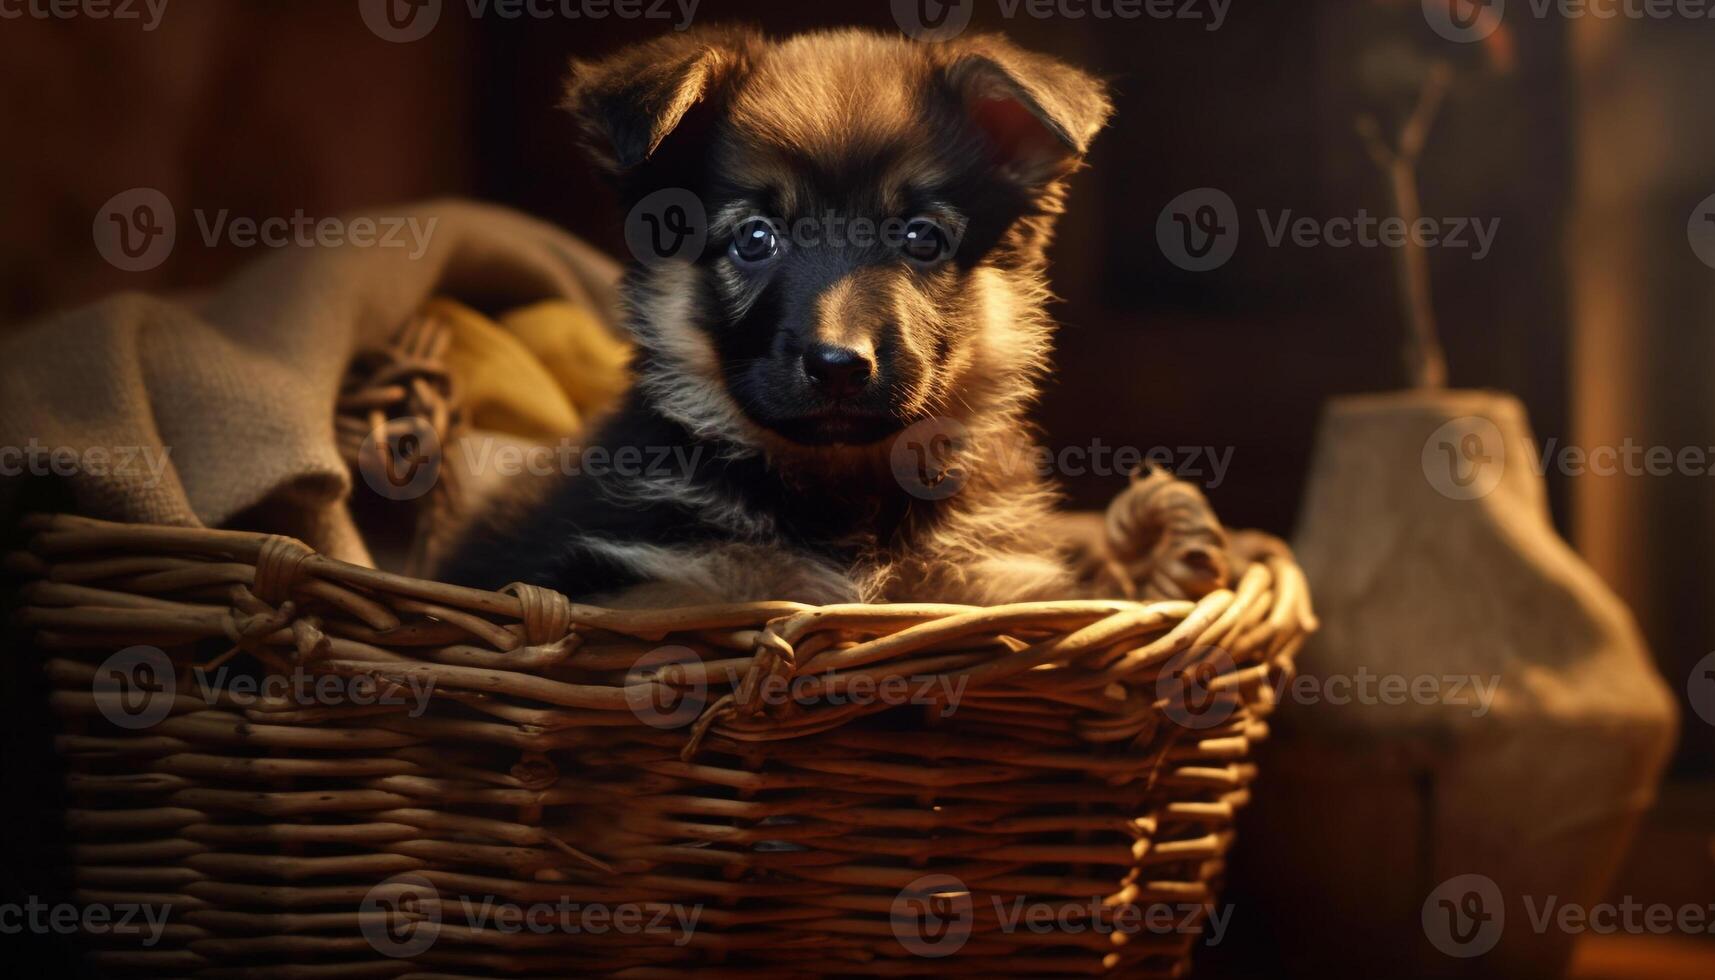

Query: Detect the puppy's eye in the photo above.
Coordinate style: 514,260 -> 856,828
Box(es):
900,218 -> 953,265
730,217 -> 781,267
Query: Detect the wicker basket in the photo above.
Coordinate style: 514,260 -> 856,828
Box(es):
10,512 -> 1311,978
7,322 -> 1316,978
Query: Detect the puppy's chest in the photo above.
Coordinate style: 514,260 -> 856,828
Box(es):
685,480 -> 929,569
662,532 -> 930,607
687,461 -> 906,545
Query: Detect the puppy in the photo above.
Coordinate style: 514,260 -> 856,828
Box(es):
442,27 -> 1113,607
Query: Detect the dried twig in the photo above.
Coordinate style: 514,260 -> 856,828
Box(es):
1356,60 -> 1453,390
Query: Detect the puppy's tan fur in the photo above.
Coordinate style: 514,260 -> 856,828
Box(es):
444,28 -> 1115,607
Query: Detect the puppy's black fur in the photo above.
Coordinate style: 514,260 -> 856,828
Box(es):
442,27 -> 1112,607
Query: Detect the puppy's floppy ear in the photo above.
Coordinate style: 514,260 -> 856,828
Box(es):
562,26 -> 761,172
942,36 -> 1112,188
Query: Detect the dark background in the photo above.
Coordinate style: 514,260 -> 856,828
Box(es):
0,1 -> 1578,539
3,0 -> 1712,973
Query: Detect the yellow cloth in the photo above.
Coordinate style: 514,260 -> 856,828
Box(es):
502,298 -> 632,424
428,297 -> 631,441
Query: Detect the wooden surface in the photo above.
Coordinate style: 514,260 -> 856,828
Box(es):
1569,935 -> 1715,980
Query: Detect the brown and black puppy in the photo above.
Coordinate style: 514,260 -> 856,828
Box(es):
443,27 -> 1112,607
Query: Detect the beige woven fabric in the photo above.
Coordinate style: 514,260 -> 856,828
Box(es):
0,199 -> 619,564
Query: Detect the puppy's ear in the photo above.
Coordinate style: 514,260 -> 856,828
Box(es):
943,37 -> 1112,188
563,26 -> 761,172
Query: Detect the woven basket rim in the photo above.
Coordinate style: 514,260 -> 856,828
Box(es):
12,509 -> 1317,761
12,510 -> 1317,644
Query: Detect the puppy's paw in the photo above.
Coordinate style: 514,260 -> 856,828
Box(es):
1101,465 -> 1231,601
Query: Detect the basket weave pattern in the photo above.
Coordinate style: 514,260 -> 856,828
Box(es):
13,510 -> 1313,978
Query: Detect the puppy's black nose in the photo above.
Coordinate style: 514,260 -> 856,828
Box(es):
802,344 -> 874,398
